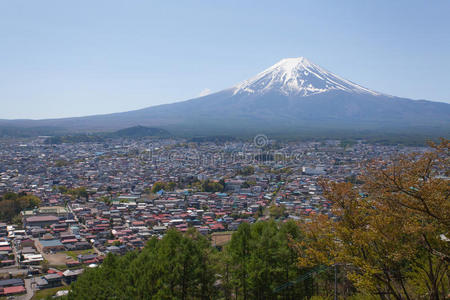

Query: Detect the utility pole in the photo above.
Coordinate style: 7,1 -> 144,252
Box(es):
333,227 -> 338,300
334,263 -> 338,300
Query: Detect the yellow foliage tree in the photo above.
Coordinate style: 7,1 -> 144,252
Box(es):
297,139 -> 449,300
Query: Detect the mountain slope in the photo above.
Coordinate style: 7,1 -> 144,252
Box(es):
113,126 -> 170,137
233,57 -> 380,97
1,57 -> 449,138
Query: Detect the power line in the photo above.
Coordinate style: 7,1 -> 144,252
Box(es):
273,265 -> 331,293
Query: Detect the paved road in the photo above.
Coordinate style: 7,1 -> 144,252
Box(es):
0,266 -> 28,276
16,278 -> 34,300
263,182 -> 286,218
67,204 -> 103,255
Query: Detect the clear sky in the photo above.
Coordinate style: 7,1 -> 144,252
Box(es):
1,0 -> 449,119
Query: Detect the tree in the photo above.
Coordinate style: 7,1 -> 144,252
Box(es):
237,166 -> 255,176
151,181 -> 166,193
66,187 -> 89,201
297,139 -> 450,299
0,193 -> 40,223
41,259 -> 49,273
228,222 -> 251,300
151,181 -> 177,193
57,185 -> 68,193
201,180 -> 224,193
226,221 -> 310,299
269,204 -> 287,219
167,181 -> 177,191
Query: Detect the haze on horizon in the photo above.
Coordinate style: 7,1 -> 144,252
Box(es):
1,0 -> 449,120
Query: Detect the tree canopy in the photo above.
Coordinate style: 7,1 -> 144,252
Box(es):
0,192 -> 40,223
66,221 -> 310,300
297,139 -> 450,299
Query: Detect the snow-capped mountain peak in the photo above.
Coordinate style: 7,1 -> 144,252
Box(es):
233,57 -> 380,97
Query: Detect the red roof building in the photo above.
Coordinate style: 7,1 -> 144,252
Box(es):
0,285 -> 26,296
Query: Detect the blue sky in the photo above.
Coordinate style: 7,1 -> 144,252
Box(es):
1,0 -> 449,119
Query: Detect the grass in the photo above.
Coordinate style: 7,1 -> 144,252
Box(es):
211,232 -> 233,247
49,264 -> 83,270
31,286 -> 69,300
63,249 -> 95,260
211,231 -> 235,235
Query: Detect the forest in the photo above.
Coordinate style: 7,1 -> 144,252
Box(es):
63,140 -> 448,299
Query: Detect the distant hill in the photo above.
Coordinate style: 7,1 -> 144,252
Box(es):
113,126 -> 170,138
1,57 -> 449,142
44,126 -> 170,144
0,126 -> 66,138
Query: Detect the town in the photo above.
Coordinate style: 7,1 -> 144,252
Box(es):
0,137 -> 428,299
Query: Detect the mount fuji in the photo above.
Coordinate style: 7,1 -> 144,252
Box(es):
1,57 -> 449,138
233,57 -> 380,97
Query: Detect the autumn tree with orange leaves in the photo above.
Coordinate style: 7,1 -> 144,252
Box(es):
297,139 -> 449,300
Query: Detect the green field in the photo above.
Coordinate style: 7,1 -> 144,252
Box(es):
31,286 -> 68,300
63,249 -> 95,260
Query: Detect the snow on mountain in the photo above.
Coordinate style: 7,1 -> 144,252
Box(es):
233,57 -> 380,97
